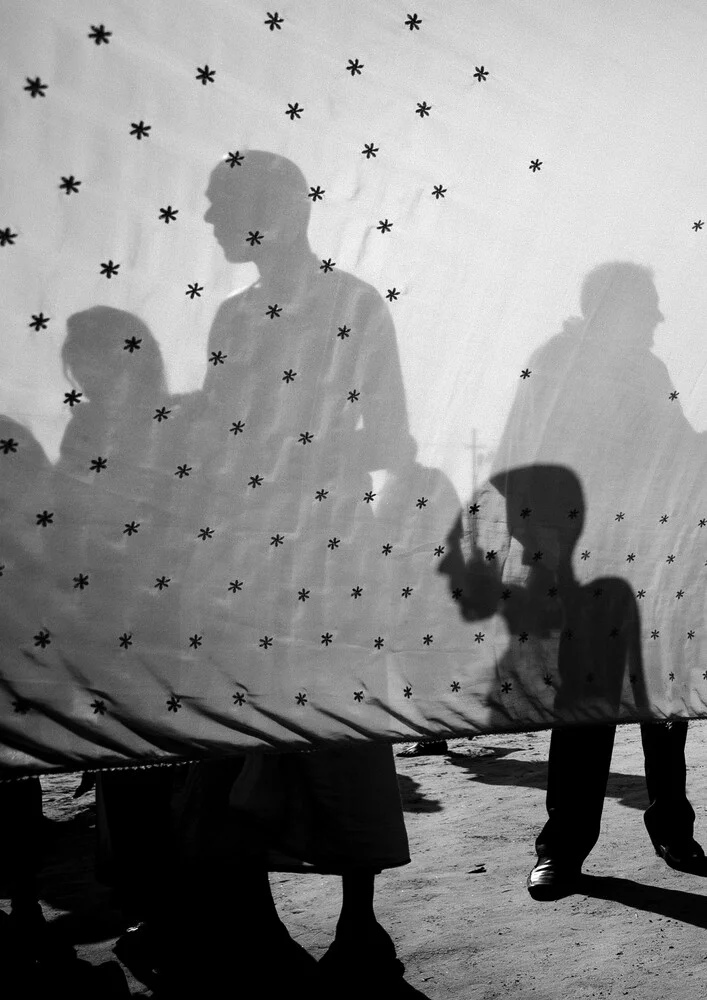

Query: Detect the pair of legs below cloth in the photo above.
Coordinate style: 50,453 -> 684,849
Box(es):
535,720 -> 695,868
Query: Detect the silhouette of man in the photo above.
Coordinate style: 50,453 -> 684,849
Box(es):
487,264 -> 704,896
158,152 -> 414,995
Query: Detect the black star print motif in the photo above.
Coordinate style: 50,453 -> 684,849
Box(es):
196,65 -> 216,85
354,691 -> 364,702
91,700 -> 107,715
296,692 -> 307,705
381,544 -> 392,555
73,574 -> 89,590
520,368 -> 532,379
175,464 -> 192,478
166,695 -> 181,712
432,185 -> 446,199
386,288 -> 400,301
189,634 -> 203,648
308,186 -> 325,201
377,219 -> 393,233
198,527 -> 215,540
416,497 -> 428,509
59,176 -> 81,194
321,633 -> 333,646
282,370 -> 297,383
63,390 -> 82,407
119,633 -> 132,648
451,681 -> 461,692
693,220 -> 704,231
186,283 -> 204,298
259,636 -> 273,649
270,534 -> 285,547
315,489 -> 328,501
285,103 -> 304,120
233,692 -> 246,705
266,304 -> 282,318
328,538 -> 341,550
529,159 -> 542,172
88,24 -> 112,44
155,577 -> 170,590
34,630 -> 51,648
246,231 -> 263,246
374,637 -> 384,649
298,588 -> 310,601
159,206 -> 178,223
248,475 -> 264,488
24,77 -> 48,98
298,432 -> 313,444
0,227 -> 18,246
29,314 -> 50,330
154,407 -> 171,422
124,337 -> 142,353
347,59 -> 363,76
348,390 -> 360,402
226,150 -> 244,168
0,438 -> 19,454
264,11 -> 284,30
209,351 -> 227,365
90,456 -> 108,472
320,258 -> 336,272
403,686 -> 413,699
228,580 -> 243,593
474,66 -> 489,81
123,521 -> 140,536
362,143 -> 379,159
415,102 -> 432,117
337,325 -> 351,339
36,510 -> 54,526
100,260 -> 120,278
362,491 -> 375,503
130,121 -> 151,140
351,586 -> 363,598
669,391 -> 679,400
230,421 -> 245,435
474,633 -> 484,643
405,13 -> 422,30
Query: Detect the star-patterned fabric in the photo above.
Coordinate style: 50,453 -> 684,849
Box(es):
2,1 -> 707,773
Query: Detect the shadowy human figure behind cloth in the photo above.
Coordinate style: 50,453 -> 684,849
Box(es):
442,262 -> 703,886
152,151 -> 417,996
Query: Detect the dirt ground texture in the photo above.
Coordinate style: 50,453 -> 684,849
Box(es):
4,722 -> 707,998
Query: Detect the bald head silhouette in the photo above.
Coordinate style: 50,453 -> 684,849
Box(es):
204,151 -> 312,263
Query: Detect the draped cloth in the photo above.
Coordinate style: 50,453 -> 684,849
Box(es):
2,0 -> 707,773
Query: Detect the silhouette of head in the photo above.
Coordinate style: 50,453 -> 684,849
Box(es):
63,307 -> 165,401
579,262 -> 664,347
204,151 -> 312,262
490,465 -> 584,572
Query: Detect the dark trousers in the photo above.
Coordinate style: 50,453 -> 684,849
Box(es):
0,777 -> 44,906
535,721 -> 695,866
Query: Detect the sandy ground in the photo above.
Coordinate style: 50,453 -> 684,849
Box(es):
4,722 -> 707,998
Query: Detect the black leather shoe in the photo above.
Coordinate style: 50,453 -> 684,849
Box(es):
651,838 -> 707,874
527,857 -> 581,900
